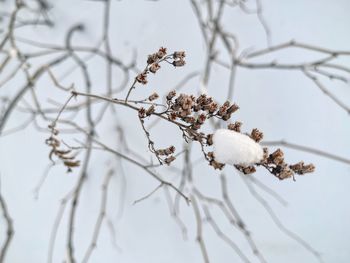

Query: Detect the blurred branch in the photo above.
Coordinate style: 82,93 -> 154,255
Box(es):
0,177 -> 14,263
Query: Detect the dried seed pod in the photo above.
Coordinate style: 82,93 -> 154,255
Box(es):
147,54 -> 158,64
172,59 -> 185,67
157,47 -> 167,58
196,113 -> 207,125
138,107 -> 146,118
207,134 -> 213,146
166,90 -> 176,101
136,72 -> 148,84
149,63 -> 160,74
269,149 -> 284,165
209,160 -> 225,170
250,128 -> 263,142
165,156 -> 176,165
173,51 -> 186,59
227,121 -> 242,132
226,104 -> 239,114
148,92 -> 159,101
146,105 -> 155,116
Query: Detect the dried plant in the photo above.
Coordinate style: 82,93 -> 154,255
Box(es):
1,1 -> 350,263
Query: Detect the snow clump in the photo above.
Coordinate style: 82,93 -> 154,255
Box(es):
213,129 -> 264,166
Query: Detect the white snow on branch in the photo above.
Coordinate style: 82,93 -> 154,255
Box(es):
213,129 -> 264,166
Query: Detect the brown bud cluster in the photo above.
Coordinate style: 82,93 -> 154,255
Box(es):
254,148 -> 316,180
217,101 -> 239,121
155,146 -> 176,156
163,92 -> 241,148
172,51 -> 186,67
136,47 -> 186,85
228,121 -> 242,132
235,165 -> 256,175
132,48 -> 315,181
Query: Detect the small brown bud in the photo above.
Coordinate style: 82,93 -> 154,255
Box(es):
165,156 -> 176,165
217,105 -> 227,116
207,102 -> 218,113
269,149 -> 284,165
172,59 -> 186,67
228,121 -> 242,132
251,128 -> 263,142
148,92 -> 159,101
149,63 -> 160,74
147,54 -> 158,64
173,51 -> 186,59
223,101 -> 230,107
157,47 -> 167,58
196,113 -> 207,124
138,107 -> 146,118
183,116 -> 195,124
242,166 -> 256,174
227,104 -> 239,114
278,168 -> 294,180
146,105 -> 155,116
210,160 -> 225,170
166,90 -> 176,101
169,112 -> 177,121
207,134 -> 213,146
136,72 -> 148,84
222,114 -> 231,121
191,123 -> 201,130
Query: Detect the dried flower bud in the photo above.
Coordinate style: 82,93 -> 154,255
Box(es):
181,96 -> 194,110
165,156 -> 176,165
226,104 -> 239,114
278,168 -> 294,179
146,105 -> 155,116
290,162 -> 315,175
147,54 -> 158,64
193,104 -> 201,112
173,51 -> 186,59
250,128 -> 263,142
179,109 -> 191,118
208,152 -> 215,159
207,102 -> 218,113
217,105 -> 227,117
262,147 -> 269,162
157,47 -> 167,58
149,63 -> 160,74
138,107 -> 146,118
183,116 -> 196,124
207,134 -> 213,146
148,92 -> 159,101
269,149 -> 284,165
238,165 -> 256,174
223,101 -> 230,107
196,113 -> 207,124
169,112 -> 177,121
173,59 -> 186,67
227,121 -> 242,132
222,114 -> 231,121
210,160 -> 225,170
191,123 -> 201,130
165,146 -> 176,155
166,90 -> 176,101
136,72 -> 148,84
